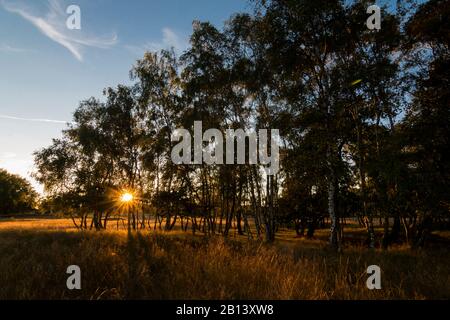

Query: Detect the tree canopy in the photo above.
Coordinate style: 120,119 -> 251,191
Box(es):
0,169 -> 37,214
33,0 -> 449,248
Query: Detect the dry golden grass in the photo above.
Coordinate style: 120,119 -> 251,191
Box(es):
0,217 -> 76,232
0,217 -> 448,300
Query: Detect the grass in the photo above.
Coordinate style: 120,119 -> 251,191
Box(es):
0,217 -> 448,300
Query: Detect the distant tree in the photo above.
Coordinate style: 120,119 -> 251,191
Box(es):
0,169 -> 37,214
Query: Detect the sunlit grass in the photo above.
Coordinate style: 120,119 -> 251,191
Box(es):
0,217 -> 448,300
0,218 -> 76,232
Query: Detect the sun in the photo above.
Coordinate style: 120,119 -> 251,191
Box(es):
120,192 -> 134,203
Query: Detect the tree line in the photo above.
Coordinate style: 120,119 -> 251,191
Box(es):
33,0 -> 449,249
0,169 -> 37,215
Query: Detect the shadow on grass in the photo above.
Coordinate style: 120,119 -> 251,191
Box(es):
0,229 -> 448,300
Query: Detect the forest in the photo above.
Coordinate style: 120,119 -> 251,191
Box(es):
30,0 -> 449,252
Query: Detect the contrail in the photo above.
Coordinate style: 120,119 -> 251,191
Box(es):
0,114 -> 74,125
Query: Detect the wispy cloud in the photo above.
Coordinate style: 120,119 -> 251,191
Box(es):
1,0 -> 118,61
0,43 -> 29,53
0,114 -> 74,125
125,27 -> 188,56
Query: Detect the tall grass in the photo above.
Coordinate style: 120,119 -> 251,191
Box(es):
0,226 -> 448,300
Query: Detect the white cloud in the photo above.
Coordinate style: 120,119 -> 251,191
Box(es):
159,28 -> 187,52
125,27 -> 188,56
0,114 -> 74,125
1,0 -> 118,61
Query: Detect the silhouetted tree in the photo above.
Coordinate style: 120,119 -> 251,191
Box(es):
0,169 -> 37,214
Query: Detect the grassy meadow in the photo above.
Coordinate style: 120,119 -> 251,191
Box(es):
0,217 -> 448,300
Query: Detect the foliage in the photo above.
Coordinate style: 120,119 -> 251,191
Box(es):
32,0 -> 449,248
0,169 -> 37,214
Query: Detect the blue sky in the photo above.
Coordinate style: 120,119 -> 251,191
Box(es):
0,0 -> 250,191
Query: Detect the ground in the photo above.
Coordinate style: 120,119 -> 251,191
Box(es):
0,216 -> 448,299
